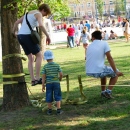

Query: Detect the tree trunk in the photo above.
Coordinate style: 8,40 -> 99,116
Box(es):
1,0 -> 30,111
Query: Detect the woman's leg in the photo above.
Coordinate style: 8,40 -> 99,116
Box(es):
35,51 -> 42,80
125,32 -> 129,42
83,44 -> 88,59
27,53 -> 35,81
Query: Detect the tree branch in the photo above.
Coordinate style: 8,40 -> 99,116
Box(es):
23,0 -> 34,15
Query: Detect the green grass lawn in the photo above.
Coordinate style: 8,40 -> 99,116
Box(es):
1,40 -> 130,130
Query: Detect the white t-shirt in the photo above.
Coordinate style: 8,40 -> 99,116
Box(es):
104,33 -> 109,40
76,30 -> 81,39
81,32 -> 89,44
80,24 -> 84,31
18,12 -> 39,35
74,25 -> 79,32
86,40 -> 110,73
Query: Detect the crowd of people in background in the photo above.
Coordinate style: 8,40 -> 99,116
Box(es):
56,16 -> 130,60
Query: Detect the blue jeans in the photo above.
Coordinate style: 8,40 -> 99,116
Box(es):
68,36 -> 74,47
46,82 -> 62,103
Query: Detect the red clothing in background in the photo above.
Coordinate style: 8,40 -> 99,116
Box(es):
118,16 -> 121,22
64,23 -> 67,30
67,27 -> 75,36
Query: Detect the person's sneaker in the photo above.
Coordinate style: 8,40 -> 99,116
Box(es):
101,92 -> 113,99
57,109 -> 63,115
105,91 -> 114,99
47,109 -> 52,115
101,92 -> 108,98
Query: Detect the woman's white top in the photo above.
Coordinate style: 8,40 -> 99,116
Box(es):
18,12 -> 40,35
81,32 -> 89,44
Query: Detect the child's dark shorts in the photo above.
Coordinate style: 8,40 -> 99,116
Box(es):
46,82 -> 62,103
86,66 -> 118,78
17,34 -> 40,55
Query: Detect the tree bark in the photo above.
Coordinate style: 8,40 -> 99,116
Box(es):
1,0 -> 30,111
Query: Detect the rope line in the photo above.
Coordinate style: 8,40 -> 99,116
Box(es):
2,53 -> 27,61
3,73 -> 25,78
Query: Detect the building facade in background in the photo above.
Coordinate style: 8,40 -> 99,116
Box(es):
69,0 -> 130,17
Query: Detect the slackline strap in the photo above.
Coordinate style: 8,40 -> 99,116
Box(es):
2,53 -> 27,61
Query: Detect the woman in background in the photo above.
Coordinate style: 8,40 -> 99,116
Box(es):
124,18 -> 130,42
79,26 -> 90,60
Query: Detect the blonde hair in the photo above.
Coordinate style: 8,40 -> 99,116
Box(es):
82,26 -> 88,34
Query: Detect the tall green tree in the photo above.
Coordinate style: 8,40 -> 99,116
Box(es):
44,0 -> 71,20
16,0 -> 70,20
114,0 -> 125,16
96,0 -> 103,18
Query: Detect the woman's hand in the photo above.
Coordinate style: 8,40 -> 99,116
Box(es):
12,31 -> 18,38
46,36 -> 51,45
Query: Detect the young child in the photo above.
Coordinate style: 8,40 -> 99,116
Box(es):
41,50 -> 63,115
79,26 -> 90,60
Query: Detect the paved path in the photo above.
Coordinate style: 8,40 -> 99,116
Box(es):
51,26 -> 124,44
0,26 -> 124,62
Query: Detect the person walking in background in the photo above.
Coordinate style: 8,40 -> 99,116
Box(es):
124,18 -> 130,42
122,18 -> 126,39
42,50 -> 63,115
74,23 -> 79,37
86,31 -> 123,99
117,16 -> 121,27
75,25 -> 81,47
85,21 -> 91,32
79,26 -> 90,59
12,4 -> 51,86
66,24 -> 75,48
63,22 -> 67,30
79,21 -> 84,31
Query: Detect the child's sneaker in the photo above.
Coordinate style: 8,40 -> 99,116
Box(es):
47,109 -> 52,115
57,109 -> 63,115
101,92 -> 108,98
105,91 -> 114,99
101,92 -> 113,99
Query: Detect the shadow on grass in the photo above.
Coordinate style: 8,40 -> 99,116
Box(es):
1,46 -> 130,129
0,82 -> 130,129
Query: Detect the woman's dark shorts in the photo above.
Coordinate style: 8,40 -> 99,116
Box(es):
17,34 -> 40,55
